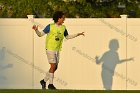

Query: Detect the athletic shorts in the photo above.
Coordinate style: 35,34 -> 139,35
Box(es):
46,50 -> 60,64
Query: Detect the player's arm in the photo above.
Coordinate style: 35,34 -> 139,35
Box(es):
32,25 -> 45,37
119,57 -> 134,64
64,29 -> 85,39
32,24 -> 50,37
95,53 -> 106,64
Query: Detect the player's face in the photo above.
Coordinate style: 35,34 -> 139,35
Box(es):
58,15 -> 65,25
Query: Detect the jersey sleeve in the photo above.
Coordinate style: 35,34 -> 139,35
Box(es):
64,29 -> 69,37
43,24 -> 50,34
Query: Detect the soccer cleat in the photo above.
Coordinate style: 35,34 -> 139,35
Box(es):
40,79 -> 46,89
48,84 -> 56,89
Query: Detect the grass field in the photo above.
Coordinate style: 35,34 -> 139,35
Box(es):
0,89 -> 140,93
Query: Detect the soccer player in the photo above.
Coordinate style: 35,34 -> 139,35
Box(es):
32,11 -> 84,89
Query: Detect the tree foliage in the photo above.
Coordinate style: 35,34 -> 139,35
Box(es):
0,0 -> 140,18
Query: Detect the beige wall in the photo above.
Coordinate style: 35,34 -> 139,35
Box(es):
0,16 -> 140,90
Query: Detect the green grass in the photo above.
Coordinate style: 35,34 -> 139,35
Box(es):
0,90 -> 140,93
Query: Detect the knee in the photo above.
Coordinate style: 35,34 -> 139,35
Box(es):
51,66 -> 56,71
50,64 -> 57,73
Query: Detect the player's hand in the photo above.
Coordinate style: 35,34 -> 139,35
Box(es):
95,56 -> 100,64
77,32 -> 85,36
32,25 -> 38,31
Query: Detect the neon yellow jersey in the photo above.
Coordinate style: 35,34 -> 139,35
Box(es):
46,23 -> 65,51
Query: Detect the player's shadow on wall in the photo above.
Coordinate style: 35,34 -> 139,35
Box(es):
0,47 -> 13,81
95,39 -> 133,90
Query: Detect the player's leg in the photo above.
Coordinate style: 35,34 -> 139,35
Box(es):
40,63 -> 57,89
40,50 -> 59,89
48,51 -> 60,89
101,70 -> 113,90
47,63 -> 57,89
43,63 -> 58,83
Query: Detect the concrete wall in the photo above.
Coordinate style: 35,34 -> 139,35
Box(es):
0,15 -> 140,90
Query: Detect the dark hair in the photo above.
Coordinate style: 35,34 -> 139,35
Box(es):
53,11 -> 64,23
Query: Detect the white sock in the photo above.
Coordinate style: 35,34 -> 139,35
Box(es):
44,71 -> 49,82
49,73 -> 54,84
